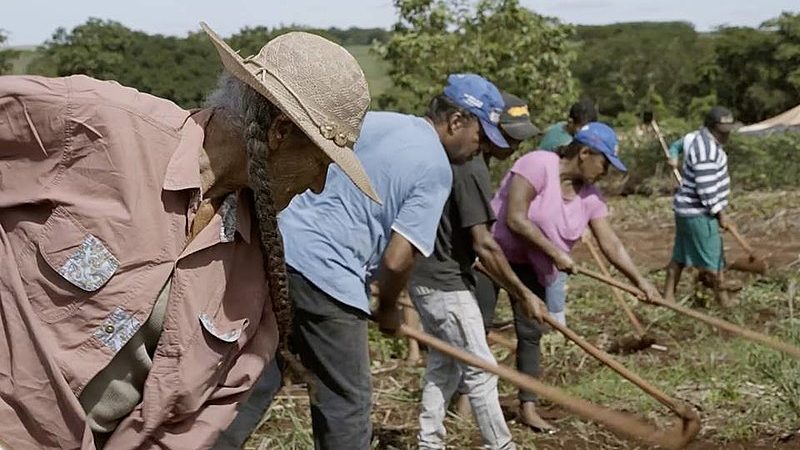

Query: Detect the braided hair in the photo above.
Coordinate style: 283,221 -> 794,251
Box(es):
244,108 -> 293,354
206,74 -> 292,351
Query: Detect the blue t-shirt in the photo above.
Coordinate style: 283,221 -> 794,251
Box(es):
279,111 -> 453,313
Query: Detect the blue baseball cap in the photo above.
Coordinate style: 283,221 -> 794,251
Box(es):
443,74 -> 509,148
573,122 -> 627,172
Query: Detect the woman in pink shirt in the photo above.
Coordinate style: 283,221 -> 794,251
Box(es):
491,122 -> 662,431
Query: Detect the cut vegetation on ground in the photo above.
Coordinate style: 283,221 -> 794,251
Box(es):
247,191 -> 800,450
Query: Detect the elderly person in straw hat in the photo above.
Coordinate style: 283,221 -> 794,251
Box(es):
0,23 -> 376,449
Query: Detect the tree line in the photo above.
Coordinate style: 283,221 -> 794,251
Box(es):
1,1 -> 799,127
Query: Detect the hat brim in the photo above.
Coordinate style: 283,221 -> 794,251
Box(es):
716,122 -> 743,133
200,22 -> 381,205
480,118 -> 509,148
501,121 -> 541,141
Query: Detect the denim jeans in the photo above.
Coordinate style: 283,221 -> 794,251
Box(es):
290,268 -> 372,450
410,285 -> 516,450
508,264 -> 549,404
545,271 -> 568,326
214,268 -> 371,450
474,269 -> 567,329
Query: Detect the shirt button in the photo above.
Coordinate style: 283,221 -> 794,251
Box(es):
216,361 -> 223,368
104,325 -> 115,334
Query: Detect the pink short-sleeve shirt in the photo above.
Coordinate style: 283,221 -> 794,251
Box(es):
491,151 -> 608,286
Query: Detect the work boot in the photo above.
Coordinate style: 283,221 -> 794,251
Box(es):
519,401 -> 556,433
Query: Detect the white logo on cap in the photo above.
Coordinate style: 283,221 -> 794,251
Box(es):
462,93 -> 484,109
489,109 -> 501,124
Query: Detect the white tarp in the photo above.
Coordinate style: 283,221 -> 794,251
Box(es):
738,104 -> 800,135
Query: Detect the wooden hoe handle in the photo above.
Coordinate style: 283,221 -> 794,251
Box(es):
575,266 -> 800,359
583,236 -> 647,337
399,324 -> 700,449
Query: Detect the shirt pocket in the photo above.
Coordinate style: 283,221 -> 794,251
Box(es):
173,311 -> 250,415
23,207 -> 119,323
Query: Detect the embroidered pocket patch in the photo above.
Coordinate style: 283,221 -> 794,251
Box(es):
94,307 -> 141,353
58,234 -> 120,292
199,313 -> 249,343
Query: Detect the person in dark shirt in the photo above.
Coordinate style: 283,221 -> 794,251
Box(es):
408,93 -> 544,448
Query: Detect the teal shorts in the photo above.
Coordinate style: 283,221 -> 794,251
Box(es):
671,214 -> 725,271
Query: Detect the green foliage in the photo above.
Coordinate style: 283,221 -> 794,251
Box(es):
617,125 -> 800,195
714,13 -> 800,123
573,22 -> 714,121
24,19 -> 392,109
0,30 -> 20,75
749,320 -> 800,417
38,19 -> 219,107
377,0 -> 577,125
726,133 -> 800,190
572,13 -> 800,126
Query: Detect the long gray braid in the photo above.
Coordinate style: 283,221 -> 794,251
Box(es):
242,102 -> 293,353
206,75 -> 295,358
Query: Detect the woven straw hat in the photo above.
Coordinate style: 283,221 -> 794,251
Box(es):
200,22 -> 379,203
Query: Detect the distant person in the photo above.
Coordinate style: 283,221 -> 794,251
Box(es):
0,24 -> 377,449
667,130 -> 699,170
663,107 -> 741,306
409,92 -> 542,450
538,98 -> 598,152
491,122 -> 662,431
273,74 -> 506,450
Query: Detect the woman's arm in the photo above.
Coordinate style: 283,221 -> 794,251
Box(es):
504,174 -> 574,272
590,216 -> 661,301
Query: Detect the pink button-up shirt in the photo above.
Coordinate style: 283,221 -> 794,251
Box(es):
0,75 -> 278,449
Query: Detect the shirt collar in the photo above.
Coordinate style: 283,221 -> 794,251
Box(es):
163,108 -> 214,192
234,190 -> 253,244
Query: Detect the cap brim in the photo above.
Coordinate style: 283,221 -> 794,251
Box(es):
605,153 -> 627,172
716,122 -> 743,133
480,119 -> 509,148
200,22 -> 381,205
501,121 -> 541,141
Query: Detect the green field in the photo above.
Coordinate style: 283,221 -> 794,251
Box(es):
345,44 -> 392,99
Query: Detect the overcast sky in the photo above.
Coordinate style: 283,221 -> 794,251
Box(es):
2,0 -> 798,47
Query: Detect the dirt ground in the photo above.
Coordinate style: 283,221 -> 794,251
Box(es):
575,192 -> 800,272
248,191 -> 800,450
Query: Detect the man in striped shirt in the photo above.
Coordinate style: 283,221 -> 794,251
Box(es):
664,106 -> 741,306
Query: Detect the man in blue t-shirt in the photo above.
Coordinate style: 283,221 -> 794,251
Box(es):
274,74 -> 508,450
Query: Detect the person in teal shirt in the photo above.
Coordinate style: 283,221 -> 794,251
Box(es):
538,99 -> 598,151
667,130 -> 698,170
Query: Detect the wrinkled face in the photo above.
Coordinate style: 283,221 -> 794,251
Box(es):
266,116 -> 332,210
443,113 -> 482,164
578,146 -> 610,183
